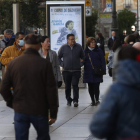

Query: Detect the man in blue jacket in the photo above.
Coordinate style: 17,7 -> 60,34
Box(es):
58,34 -> 85,107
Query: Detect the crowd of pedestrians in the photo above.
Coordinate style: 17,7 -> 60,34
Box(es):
0,28 -> 140,140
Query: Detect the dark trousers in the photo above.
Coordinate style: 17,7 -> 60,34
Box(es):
14,112 -> 50,140
62,71 -> 81,103
88,83 -> 100,103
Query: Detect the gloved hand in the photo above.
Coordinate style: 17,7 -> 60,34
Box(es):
58,81 -> 62,88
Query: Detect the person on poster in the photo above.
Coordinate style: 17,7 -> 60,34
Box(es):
52,20 -> 78,44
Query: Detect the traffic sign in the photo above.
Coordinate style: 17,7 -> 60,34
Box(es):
86,8 -> 92,16
85,0 -> 91,6
106,3 -> 112,8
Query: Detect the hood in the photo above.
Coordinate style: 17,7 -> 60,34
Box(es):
115,59 -> 140,88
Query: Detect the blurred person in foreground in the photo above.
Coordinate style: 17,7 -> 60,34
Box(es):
96,33 -> 105,55
133,42 -> 140,51
133,32 -> 140,42
0,34 -> 58,140
83,37 -> 106,106
90,46 -> 140,140
39,36 -> 62,88
126,34 -> 136,47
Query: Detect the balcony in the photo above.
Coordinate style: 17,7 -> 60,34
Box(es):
123,3 -> 132,9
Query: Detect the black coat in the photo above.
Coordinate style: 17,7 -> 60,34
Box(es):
6,37 -> 15,47
96,37 -> 105,55
108,37 -> 117,50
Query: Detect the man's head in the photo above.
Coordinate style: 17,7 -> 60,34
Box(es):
24,34 -> 41,50
123,30 -> 126,36
4,29 -> 14,39
112,31 -> 116,37
133,42 -> 140,51
65,20 -> 74,31
67,34 -> 75,46
15,32 -> 25,47
41,36 -> 50,51
34,29 -> 38,34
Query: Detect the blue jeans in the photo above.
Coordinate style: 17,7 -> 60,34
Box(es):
14,112 -> 50,140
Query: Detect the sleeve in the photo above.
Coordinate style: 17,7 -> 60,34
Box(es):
0,48 -> 14,66
90,87 -> 119,139
58,46 -> 64,67
45,62 -> 59,119
0,63 -> 13,108
99,49 -> 106,74
80,47 -> 85,67
55,52 -> 62,82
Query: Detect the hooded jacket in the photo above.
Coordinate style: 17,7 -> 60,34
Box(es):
90,59 -> 140,140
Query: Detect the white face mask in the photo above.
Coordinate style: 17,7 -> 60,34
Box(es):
18,40 -> 24,46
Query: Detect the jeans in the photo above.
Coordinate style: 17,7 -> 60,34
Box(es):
62,71 -> 81,103
14,112 -> 50,140
88,83 -> 100,103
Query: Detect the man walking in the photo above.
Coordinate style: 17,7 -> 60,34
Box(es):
108,31 -> 117,50
0,34 -> 58,140
58,34 -> 84,107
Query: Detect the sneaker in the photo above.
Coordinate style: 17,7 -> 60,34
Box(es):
67,101 -> 71,106
74,102 -> 78,107
95,101 -> 100,106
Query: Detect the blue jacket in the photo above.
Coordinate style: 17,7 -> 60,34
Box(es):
90,59 -> 140,140
83,46 -> 106,83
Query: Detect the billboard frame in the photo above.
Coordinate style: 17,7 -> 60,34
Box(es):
46,1 -> 86,50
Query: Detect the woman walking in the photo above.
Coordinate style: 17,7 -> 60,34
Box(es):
83,37 -> 106,106
96,33 -> 105,55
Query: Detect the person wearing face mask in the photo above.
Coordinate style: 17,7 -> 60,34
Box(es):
38,36 -> 62,88
0,32 -> 25,73
83,37 -> 106,106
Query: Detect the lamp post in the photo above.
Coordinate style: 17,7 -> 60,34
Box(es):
137,0 -> 140,34
111,0 -> 119,38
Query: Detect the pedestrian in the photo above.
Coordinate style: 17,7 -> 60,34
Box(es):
122,36 -> 129,47
96,33 -> 105,55
83,37 -> 106,106
90,46 -> 140,140
107,39 -> 121,78
0,34 -> 58,140
4,29 -> 15,47
121,30 -> 127,45
133,42 -> 140,51
39,36 -> 62,87
58,34 -> 85,107
108,31 -> 117,50
133,32 -> 140,42
0,32 -> 25,73
126,34 -> 136,47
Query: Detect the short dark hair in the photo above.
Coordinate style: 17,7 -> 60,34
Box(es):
65,20 -> 73,28
127,34 -> 136,44
15,32 -> 24,39
118,46 -> 140,61
24,34 -> 41,45
111,39 -> 121,52
67,34 -> 75,39
40,36 -> 49,43
96,33 -> 103,38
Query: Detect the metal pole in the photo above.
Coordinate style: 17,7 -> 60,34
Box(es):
13,3 -> 20,34
137,0 -> 140,34
111,0 -> 119,38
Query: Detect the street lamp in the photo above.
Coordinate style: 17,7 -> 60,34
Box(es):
111,0 -> 119,38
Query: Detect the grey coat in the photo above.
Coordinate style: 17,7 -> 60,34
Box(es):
38,49 -> 62,82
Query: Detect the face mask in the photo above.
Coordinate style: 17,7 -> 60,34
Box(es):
18,40 -> 24,47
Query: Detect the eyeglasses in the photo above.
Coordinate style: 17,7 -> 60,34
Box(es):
68,39 -> 75,41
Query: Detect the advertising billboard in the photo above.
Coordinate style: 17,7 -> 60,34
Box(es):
46,1 -> 85,53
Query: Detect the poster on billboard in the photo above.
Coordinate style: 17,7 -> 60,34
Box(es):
46,1 -> 85,53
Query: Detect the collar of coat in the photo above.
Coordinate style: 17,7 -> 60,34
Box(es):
24,48 -> 40,56
13,42 -> 25,51
85,45 -> 98,52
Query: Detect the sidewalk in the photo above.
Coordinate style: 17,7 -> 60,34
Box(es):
0,73 -> 112,140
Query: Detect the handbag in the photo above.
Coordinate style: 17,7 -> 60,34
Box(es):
88,53 -> 104,76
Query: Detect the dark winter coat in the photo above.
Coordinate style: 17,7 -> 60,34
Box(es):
96,37 -> 105,55
6,35 -> 15,47
0,48 -> 58,118
108,36 -> 117,50
83,46 -> 106,83
90,59 -> 140,140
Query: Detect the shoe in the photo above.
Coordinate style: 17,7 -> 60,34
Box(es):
67,101 -> 71,106
90,102 -> 96,106
74,102 -> 78,107
95,101 -> 100,106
